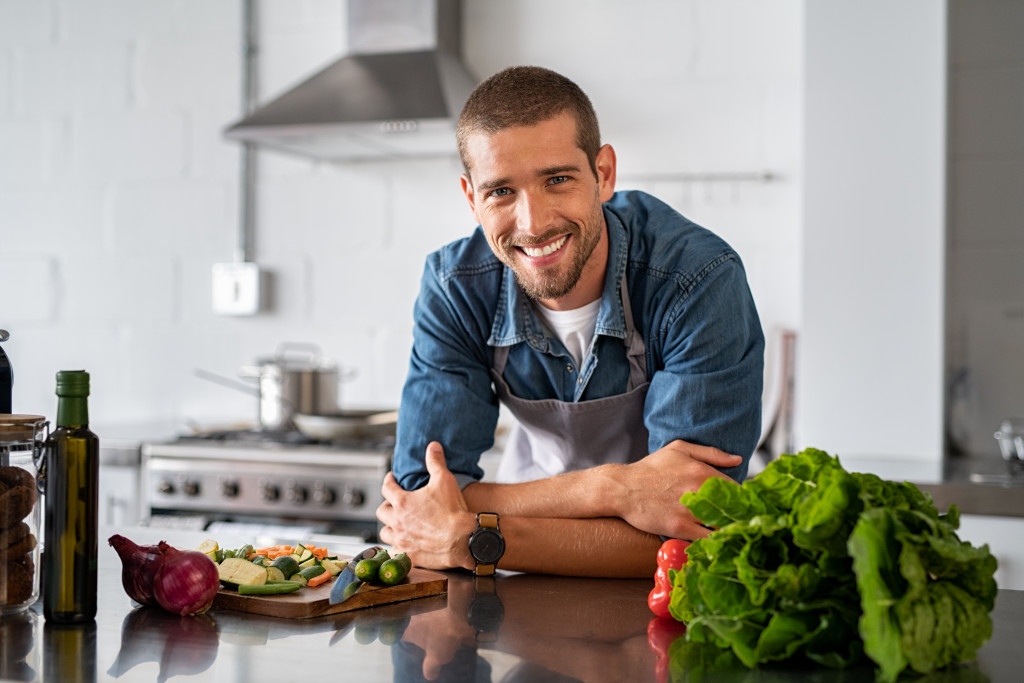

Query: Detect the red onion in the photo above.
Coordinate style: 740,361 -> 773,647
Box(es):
152,541 -> 220,616
108,534 -> 164,606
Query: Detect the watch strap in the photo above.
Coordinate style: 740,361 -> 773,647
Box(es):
473,512 -> 501,576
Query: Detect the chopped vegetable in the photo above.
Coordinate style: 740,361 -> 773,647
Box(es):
218,557 -> 268,587
201,540 -> 380,598
668,448 -> 998,681
307,569 -> 333,588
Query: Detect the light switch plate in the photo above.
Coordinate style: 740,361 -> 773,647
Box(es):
212,262 -> 261,316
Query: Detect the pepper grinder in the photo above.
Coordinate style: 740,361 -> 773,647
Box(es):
0,329 -> 12,413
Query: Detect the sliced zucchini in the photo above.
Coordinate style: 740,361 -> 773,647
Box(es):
297,565 -> 326,581
270,555 -> 300,579
320,558 -> 345,576
218,558 -> 268,587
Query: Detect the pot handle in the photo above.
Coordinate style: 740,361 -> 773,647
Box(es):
274,342 -> 322,364
195,368 -> 262,395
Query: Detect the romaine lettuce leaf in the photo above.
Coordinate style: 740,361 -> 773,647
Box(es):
849,505 -> 998,682
668,448 -> 998,680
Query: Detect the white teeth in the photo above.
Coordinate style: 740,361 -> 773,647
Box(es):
521,236 -> 567,258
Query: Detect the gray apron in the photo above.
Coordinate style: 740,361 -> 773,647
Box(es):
489,276 -> 651,483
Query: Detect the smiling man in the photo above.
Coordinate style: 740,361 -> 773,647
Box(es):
378,66 -> 764,577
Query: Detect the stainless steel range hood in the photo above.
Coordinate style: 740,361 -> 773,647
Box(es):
224,0 -> 477,161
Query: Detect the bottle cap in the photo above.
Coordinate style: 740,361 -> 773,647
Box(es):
55,370 -> 90,397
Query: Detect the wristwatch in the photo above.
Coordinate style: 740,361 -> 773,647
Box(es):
468,512 -> 505,576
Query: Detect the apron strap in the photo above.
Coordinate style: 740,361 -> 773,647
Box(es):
492,343 -> 510,376
619,272 -> 648,391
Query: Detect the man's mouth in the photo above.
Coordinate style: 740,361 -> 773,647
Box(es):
518,235 -> 568,258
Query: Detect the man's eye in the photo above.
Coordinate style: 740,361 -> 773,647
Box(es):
549,175 -> 569,185
489,187 -> 512,198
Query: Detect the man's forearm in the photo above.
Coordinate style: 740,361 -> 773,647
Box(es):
460,441 -> 745,541
494,515 -> 659,577
462,464 -> 624,519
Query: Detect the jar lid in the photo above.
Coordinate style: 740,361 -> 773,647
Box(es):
0,414 -> 47,441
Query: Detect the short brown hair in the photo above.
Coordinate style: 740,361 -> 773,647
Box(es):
456,66 -> 601,180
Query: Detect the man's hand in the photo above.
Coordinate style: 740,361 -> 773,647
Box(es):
610,440 -> 742,540
378,441 -> 477,571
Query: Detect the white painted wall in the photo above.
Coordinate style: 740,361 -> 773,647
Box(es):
798,1 -> 947,465
1,0 -> 803,430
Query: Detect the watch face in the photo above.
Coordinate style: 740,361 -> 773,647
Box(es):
470,528 -> 505,564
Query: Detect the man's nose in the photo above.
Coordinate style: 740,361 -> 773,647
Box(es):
515,192 -> 553,235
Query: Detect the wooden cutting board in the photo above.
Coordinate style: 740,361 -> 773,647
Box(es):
212,565 -> 448,619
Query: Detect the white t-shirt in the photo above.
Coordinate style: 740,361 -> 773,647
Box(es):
533,298 -> 602,368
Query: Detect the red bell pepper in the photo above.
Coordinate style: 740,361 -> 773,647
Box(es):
647,539 -> 689,618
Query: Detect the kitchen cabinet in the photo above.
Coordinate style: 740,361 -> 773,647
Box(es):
957,514 -> 1024,592
96,422 -> 181,528
98,463 -> 140,527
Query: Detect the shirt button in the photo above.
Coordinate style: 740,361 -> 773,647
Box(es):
577,377 -> 584,385
566,364 -> 574,373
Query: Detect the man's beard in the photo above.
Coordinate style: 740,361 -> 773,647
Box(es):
500,219 -> 602,301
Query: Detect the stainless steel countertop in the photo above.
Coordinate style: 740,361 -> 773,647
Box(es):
752,451 -> 1024,519
1,527 -> 1022,682
917,455 -> 1024,518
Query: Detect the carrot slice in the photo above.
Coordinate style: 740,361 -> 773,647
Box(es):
307,570 -> 333,588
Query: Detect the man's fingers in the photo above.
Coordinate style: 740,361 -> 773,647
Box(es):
674,507 -> 716,541
381,471 -> 400,496
424,441 -> 448,477
670,440 -> 743,467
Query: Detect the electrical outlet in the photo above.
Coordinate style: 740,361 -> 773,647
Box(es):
212,262 -> 261,316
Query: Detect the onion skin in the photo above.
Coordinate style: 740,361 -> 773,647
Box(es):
108,534 -> 164,607
153,541 -> 220,616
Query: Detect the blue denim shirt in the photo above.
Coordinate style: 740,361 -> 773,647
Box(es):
393,190 -> 764,490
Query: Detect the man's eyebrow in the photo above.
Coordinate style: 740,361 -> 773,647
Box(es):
477,165 -> 583,192
538,165 -> 582,177
477,176 -> 512,192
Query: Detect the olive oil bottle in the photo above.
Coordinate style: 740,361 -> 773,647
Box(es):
42,370 -> 99,623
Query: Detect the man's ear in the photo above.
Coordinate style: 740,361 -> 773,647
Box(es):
460,174 -> 480,222
595,144 -> 617,203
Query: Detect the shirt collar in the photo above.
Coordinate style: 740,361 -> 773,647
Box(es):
487,203 -> 630,348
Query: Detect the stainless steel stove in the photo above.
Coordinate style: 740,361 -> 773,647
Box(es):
140,428 -> 392,541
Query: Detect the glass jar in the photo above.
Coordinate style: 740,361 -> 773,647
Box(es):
1,414 -> 48,614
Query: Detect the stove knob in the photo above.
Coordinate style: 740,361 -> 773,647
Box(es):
285,483 -> 308,505
312,483 -> 336,506
258,480 -> 280,502
342,487 -> 365,508
183,480 -> 201,497
220,480 -> 240,498
157,480 -> 175,495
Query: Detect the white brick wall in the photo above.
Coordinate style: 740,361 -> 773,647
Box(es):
1,0 -> 802,427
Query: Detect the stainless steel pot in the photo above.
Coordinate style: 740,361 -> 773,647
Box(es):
238,343 -> 347,430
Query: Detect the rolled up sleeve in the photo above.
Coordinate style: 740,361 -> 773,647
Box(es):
643,256 -> 764,483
